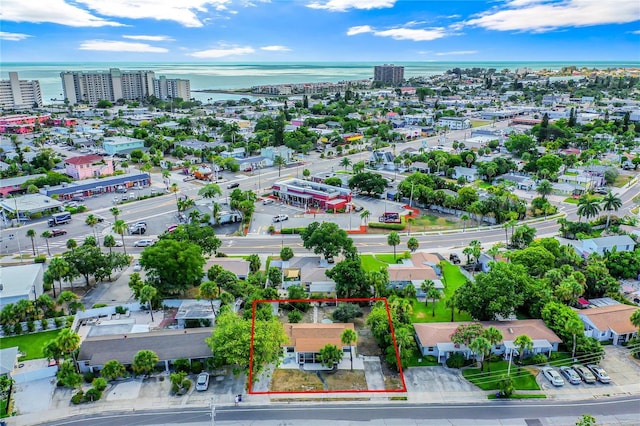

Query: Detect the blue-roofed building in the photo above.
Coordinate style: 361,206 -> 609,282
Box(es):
40,172 -> 151,200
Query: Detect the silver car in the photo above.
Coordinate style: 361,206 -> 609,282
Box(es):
559,366 -> 582,385
587,364 -> 610,384
573,365 -> 597,383
541,367 -> 564,387
196,372 -> 210,391
133,239 -> 154,247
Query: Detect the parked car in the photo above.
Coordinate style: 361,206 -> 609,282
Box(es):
133,262 -> 142,272
587,364 -> 610,384
227,182 -> 240,189
541,367 -> 564,387
559,366 -> 582,385
64,201 -> 80,209
353,205 -> 364,212
196,372 -> 210,391
167,224 -> 179,233
272,214 -> 289,223
573,365 -> 597,383
133,239 -> 154,247
94,215 -> 106,223
130,225 -> 147,235
449,253 -> 461,264
49,229 -> 67,237
133,221 -> 148,228
262,198 -> 275,205
326,255 -> 335,264
115,185 -> 128,193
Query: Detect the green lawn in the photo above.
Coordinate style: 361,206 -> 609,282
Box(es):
487,393 -> 546,399
462,360 -> 540,391
410,261 -> 472,323
411,215 -> 458,230
471,119 -> 491,128
361,253 -> 400,272
404,352 -> 441,367
1,399 -> 8,417
0,329 -> 62,360
563,197 -> 579,204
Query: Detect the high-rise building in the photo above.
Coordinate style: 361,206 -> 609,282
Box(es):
0,72 -> 43,110
374,64 -> 405,86
152,76 -> 191,101
60,68 -> 175,105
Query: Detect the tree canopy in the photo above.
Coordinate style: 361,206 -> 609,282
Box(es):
300,221 -> 355,260
139,239 -> 205,295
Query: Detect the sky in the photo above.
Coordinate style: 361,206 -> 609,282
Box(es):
1,0 -> 639,63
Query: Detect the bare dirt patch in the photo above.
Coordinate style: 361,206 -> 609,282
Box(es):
322,370 -> 367,391
271,369 -> 323,392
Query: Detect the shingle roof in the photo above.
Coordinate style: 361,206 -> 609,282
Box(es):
64,154 -> 104,165
284,323 -> 354,353
77,328 -> 213,367
580,305 -> 640,335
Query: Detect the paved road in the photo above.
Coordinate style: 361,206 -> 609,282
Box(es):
42,397 -> 640,426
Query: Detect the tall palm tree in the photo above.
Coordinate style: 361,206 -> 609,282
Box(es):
112,219 -> 128,255
139,285 -> 158,322
66,238 -> 77,252
420,279 -> 435,307
565,317 -> 584,359
56,328 -> 81,372
513,334 -> 533,368
460,213 -> 470,231
469,336 -> 492,372
110,207 -> 120,221
600,191 -> 622,229
47,257 -> 70,297
426,287 -> 440,317
577,195 -> 601,222
40,231 -> 52,256
387,231 -> 400,261
198,183 -> 222,201
26,229 -> 37,255
340,157 -> 352,171
360,209 -> 371,225
482,326 -> 503,373
536,180 -> 553,200
274,155 -> 286,177
341,328 -> 358,371
85,214 -> 99,241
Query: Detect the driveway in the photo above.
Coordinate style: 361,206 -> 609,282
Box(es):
403,366 -> 484,403
11,377 -> 56,415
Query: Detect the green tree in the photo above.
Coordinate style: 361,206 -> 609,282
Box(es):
513,334 -> 533,365
112,219 -> 128,255
57,360 -> 82,389
198,183 -> 222,201
326,257 -> 370,298
340,157 -> 352,170
85,214 -> 100,241
341,328 -> 358,371
407,237 -> 419,252
575,414 -> 598,426
565,316 -> 584,359
631,309 -> 640,330
420,279 -> 435,307
387,231 -> 400,261
274,155 -> 286,177
600,191 -> 622,229
498,375 -> 514,398
577,195 -> 601,222
63,244 -> 107,287
26,229 -> 37,255
426,287 -> 440,317
536,180 -> 553,200
482,326 -> 503,373
247,253 -> 261,273
199,281 -> 220,312
301,221 -> 355,261
469,336 -> 492,372
139,285 -> 158,322
317,344 -> 343,369
140,239 -> 205,295
280,246 -> 294,261
41,230 -> 52,256
56,328 -> 81,371
47,256 -> 71,297
57,291 -> 79,315
132,349 -> 159,376
100,359 -> 126,381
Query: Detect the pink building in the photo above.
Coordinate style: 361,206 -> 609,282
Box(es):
0,114 -> 51,134
64,155 -> 114,180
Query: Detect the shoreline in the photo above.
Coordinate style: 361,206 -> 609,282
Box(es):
193,89 -> 270,97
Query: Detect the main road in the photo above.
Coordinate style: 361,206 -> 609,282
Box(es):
43,397 -> 640,425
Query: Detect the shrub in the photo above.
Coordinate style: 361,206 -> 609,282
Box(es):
446,352 -> 466,369
84,387 -> 101,402
368,222 -> 406,230
40,318 -> 49,330
526,354 -> 548,366
181,379 -> 191,392
173,358 -> 190,374
13,322 -> 23,335
288,311 -> 303,323
204,357 -> 217,370
215,252 -> 228,257
34,255 -> 47,264
280,227 -> 306,234
54,317 -> 64,328
425,355 -> 438,364
27,320 -> 36,332
71,390 -> 84,404
65,316 -> 74,327
190,360 -> 203,375
92,377 -> 107,392
2,324 -> 13,335
91,303 -> 107,309
115,306 -> 127,314
83,371 -> 96,383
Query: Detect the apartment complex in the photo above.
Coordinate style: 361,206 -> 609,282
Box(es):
61,68 -> 191,105
0,72 -> 43,110
152,76 -> 191,101
374,64 -> 405,86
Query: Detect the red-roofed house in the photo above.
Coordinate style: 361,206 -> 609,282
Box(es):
578,305 -> 639,345
64,155 -> 114,180
283,323 -> 355,366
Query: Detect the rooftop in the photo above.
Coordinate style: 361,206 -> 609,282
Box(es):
579,305 -> 640,335
284,323 -> 354,353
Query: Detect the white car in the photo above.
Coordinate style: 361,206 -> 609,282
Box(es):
133,239 -> 154,247
262,198 -> 275,205
196,372 -> 210,391
133,262 -> 142,272
272,214 -> 289,223
559,366 -> 582,385
587,364 -> 610,384
541,367 -> 564,387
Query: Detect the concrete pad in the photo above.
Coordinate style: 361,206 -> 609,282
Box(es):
12,377 -> 55,414
106,380 -> 141,401
362,357 -> 385,390
404,366 -> 479,393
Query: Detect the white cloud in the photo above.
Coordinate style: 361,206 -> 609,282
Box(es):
435,50 -> 477,56
79,40 -> 169,53
1,0 -> 123,27
632,30 -> 640,34
261,45 -> 291,52
467,0 -> 640,33
0,31 -> 33,41
122,35 -> 175,41
347,25 -> 447,41
307,0 -> 395,12
189,45 -> 255,58
76,0 -> 231,28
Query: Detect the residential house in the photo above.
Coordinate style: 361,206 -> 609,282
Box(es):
495,173 -> 535,190
0,347 -> 19,378
387,252 -> 442,297
0,264 -> 44,309
102,136 -> 145,156
283,323 -> 355,366
414,320 -> 562,364
64,154 -> 114,179
579,305 -> 639,345
205,258 -> 251,280
77,328 -> 214,373
452,166 -> 479,182
221,147 -> 246,159
577,235 -> 636,257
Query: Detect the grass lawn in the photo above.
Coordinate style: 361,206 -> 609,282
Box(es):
487,393 -> 546,399
411,214 -> 458,230
1,399 -> 7,417
613,174 -> 633,188
563,197 -> 579,204
361,253 -> 400,272
404,352 -> 441,367
0,329 -> 62,360
471,119 -> 491,128
476,181 -> 492,189
410,261 -> 472,323
462,360 -> 540,391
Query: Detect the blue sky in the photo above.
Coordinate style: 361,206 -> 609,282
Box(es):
1,0 -> 639,62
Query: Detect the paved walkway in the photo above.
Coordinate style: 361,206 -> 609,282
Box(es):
362,356 -> 386,390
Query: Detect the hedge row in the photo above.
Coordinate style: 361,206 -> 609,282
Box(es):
367,222 -> 406,230
280,227 -> 306,234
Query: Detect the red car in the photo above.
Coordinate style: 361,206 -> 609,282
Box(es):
49,229 -> 67,237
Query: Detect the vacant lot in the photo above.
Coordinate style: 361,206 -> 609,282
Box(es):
271,369 -> 323,392
323,370 -> 367,391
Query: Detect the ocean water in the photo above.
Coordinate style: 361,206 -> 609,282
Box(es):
1,61 -> 636,104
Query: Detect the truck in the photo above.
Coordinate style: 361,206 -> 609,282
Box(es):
48,212 -> 72,227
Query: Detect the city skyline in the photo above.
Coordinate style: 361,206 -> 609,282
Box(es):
1,0 -> 639,63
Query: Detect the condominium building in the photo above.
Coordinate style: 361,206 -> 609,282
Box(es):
152,76 -> 191,101
0,72 -> 43,110
373,64 -> 405,86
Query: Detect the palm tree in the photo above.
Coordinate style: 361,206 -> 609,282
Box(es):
482,326 -> 503,373
360,209 -> 371,225
47,257 -> 70,297
274,155 -> 286,177
631,309 -> 640,330
112,219 -> 128,255
41,231 -> 52,256
26,229 -> 37,255
318,344 -> 343,370
341,328 -> 358,371
387,231 -> 400,261
103,234 -> 116,254
133,349 -> 159,377
198,183 -> 222,202
577,195 -> 601,222
66,238 -> 77,252
139,285 -> 158,322
85,214 -> 99,241
57,291 -> 79,315
600,191 -> 622,229
199,281 -> 220,312
340,157 -> 352,171
536,179 -> 553,200
420,280 -> 435,307
110,207 -> 120,221
469,336 -> 492,372
426,287 -> 440,317
565,317 -> 584,359
460,213 -> 470,231
56,328 -> 81,372
513,334 -> 533,368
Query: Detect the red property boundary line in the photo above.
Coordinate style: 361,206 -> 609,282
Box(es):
248,297 -> 407,395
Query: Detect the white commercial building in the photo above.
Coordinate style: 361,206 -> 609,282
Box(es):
0,72 -> 43,109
